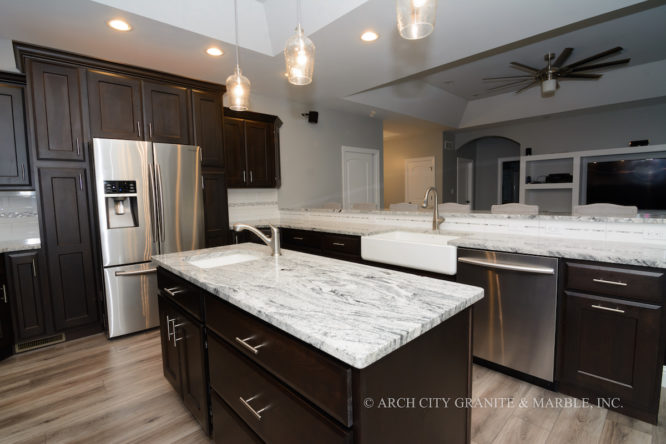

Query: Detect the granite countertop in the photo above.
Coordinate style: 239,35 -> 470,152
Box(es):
152,243 -> 484,369
0,238 -> 41,254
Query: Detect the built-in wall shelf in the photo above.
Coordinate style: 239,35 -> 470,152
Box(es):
519,144 -> 666,214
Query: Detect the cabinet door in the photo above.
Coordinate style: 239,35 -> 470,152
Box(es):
0,84 -> 30,186
192,90 -> 224,168
245,120 -> 273,187
142,81 -> 190,144
1,259 -> 14,359
158,294 -> 181,393
6,250 -> 46,340
29,61 -> 85,161
88,70 -> 142,140
203,171 -> 230,247
38,167 -> 98,330
223,117 -> 246,187
562,291 -> 662,409
174,309 -> 209,434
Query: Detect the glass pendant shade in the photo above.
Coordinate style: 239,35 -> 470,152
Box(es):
226,66 -> 251,111
541,78 -> 557,96
396,0 -> 437,40
285,25 -> 315,85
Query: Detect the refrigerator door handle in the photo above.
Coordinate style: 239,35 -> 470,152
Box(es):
156,163 -> 166,245
148,164 -> 158,244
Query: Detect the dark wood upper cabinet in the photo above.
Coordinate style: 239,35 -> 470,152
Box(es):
192,90 -> 224,168
29,61 -> 85,161
203,171 -> 230,247
88,70 -> 142,140
38,167 -> 98,331
5,250 -> 46,340
0,81 -> 30,186
142,81 -> 191,144
223,109 -> 281,188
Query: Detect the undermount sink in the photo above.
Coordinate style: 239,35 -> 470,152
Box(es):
188,253 -> 260,269
361,231 -> 459,275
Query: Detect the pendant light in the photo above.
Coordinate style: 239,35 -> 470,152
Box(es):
226,0 -> 250,111
396,0 -> 437,40
284,0 -> 315,85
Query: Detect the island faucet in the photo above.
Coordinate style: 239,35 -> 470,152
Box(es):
421,187 -> 444,230
233,223 -> 281,256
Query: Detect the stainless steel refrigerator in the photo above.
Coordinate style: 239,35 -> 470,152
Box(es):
92,138 -> 204,338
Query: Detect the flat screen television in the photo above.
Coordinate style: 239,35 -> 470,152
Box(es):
586,158 -> 666,210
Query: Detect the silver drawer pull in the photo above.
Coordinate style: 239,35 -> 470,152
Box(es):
292,236 -> 304,241
593,278 -> 627,287
166,315 -> 174,341
332,242 -> 345,246
2,284 -> 7,304
235,336 -> 266,355
115,268 -> 157,276
164,286 -> 185,296
591,304 -> 625,314
240,395 -> 269,420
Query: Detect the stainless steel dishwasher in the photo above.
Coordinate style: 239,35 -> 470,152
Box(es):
457,248 -> 559,382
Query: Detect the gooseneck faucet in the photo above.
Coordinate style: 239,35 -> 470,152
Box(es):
233,223 -> 281,256
422,187 -> 444,230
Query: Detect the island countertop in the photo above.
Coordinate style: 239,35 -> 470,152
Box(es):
152,243 -> 483,369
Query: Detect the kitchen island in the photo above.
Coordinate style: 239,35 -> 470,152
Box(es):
152,243 -> 483,443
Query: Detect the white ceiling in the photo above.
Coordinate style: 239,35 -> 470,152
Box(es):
0,0 -> 664,130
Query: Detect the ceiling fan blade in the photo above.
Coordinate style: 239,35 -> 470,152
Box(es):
564,46 -> 623,70
487,79 -> 533,91
510,62 -> 540,73
483,75 -> 534,80
515,80 -> 539,93
559,73 -> 602,79
552,48 -> 573,68
570,58 -> 630,72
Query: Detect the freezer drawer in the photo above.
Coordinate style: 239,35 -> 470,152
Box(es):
103,262 -> 159,338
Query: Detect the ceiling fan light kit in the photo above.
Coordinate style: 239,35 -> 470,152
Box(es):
284,0 -> 315,86
226,0 -> 250,111
397,0 -> 437,40
484,46 -> 630,97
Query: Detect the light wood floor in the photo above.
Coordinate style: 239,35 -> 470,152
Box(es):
1,330 -> 664,444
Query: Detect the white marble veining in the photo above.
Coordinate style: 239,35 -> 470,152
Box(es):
0,191 -> 41,252
0,238 -> 41,254
152,243 -> 483,369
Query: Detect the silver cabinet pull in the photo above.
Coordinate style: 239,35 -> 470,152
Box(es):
201,175 -> 204,190
164,286 -> 185,297
32,259 -> 37,277
239,395 -> 269,420
166,315 -> 174,342
457,257 -> 555,275
332,242 -> 345,246
292,236 -> 304,241
78,173 -> 83,191
242,170 -> 246,183
591,304 -> 625,314
76,137 -> 81,156
149,122 -> 153,139
172,322 -> 185,346
137,121 -> 142,138
21,164 -> 25,180
1,284 -> 7,303
593,278 -> 627,287
115,268 -> 157,276
235,336 -> 265,355
249,170 -> 253,183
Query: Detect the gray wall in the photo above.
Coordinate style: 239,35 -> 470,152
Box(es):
247,94 -> 384,209
0,38 -> 18,72
451,100 -> 666,155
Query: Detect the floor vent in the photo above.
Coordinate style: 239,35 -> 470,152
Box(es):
14,333 -> 66,353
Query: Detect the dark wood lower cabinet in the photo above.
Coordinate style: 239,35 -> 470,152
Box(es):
5,250 -> 47,340
157,293 -> 209,434
0,255 -> 14,359
211,391 -> 263,444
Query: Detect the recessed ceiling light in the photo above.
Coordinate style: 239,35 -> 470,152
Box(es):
361,31 -> 379,42
206,47 -> 223,56
107,19 -> 132,32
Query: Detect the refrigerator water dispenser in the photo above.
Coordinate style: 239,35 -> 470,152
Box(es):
104,180 -> 139,229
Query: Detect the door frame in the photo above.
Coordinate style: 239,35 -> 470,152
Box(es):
456,157 -> 474,206
497,156 -> 520,204
404,156 -> 435,205
341,146 -> 380,209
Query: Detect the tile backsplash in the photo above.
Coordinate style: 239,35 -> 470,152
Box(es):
0,191 -> 40,242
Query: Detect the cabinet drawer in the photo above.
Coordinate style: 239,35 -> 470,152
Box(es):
205,294 -> 352,427
321,234 -> 360,257
209,334 -> 352,444
566,261 -> 665,303
157,268 -> 203,322
281,228 -> 322,252
212,390 -> 262,444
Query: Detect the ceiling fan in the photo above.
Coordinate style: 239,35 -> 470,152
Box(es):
484,47 -> 630,96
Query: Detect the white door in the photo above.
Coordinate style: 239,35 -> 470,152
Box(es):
341,146 -> 380,209
457,158 -> 473,205
405,156 -> 435,205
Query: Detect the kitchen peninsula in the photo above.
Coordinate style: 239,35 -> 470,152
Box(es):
152,243 -> 484,443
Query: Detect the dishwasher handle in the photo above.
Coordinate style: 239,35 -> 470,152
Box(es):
457,257 -> 555,275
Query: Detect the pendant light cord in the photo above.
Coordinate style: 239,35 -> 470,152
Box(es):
297,0 -> 302,33
234,0 -> 241,70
